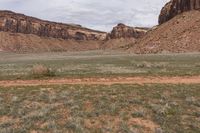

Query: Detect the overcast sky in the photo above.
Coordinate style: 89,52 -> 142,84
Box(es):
0,0 -> 169,31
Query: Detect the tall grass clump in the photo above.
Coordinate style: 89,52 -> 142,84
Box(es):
31,64 -> 56,78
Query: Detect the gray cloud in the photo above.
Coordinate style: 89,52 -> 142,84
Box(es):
0,0 -> 169,31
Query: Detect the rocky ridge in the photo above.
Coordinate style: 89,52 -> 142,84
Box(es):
0,10 -> 107,41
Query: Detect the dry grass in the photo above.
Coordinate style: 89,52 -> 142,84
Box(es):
0,84 -> 199,133
31,64 -> 55,78
0,51 -> 200,80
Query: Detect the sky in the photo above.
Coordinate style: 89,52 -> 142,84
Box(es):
0,0 -> 169,31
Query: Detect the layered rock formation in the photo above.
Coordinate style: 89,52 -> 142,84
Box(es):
159,0 -> 200,24
0,10 -> 107,41
107,23 -> 148,39
101,23 -> 148,50
0,11 -> 149,52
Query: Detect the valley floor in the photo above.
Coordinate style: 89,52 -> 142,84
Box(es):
0,51 -> 200,80
0,84 -> 199,133
0,51 -> 200,133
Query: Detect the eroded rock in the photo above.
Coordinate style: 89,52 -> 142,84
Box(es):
159,0 -> 200,24
108,23 -> 148,39
0,10 -> 107,41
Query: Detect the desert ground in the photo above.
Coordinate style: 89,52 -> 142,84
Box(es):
0,51 -> 199,133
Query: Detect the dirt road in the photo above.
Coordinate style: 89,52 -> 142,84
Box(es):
0,76 -> 200,87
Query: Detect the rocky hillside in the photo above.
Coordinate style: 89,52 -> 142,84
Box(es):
132,10 -> 200,54
0,10 -> 107,41
159,0 -> 200,24
129,0 -> 200,54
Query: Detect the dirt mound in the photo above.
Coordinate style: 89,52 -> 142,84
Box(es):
131,10 -> 200,54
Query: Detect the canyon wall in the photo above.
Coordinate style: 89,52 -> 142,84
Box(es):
0,10 -> 107,41
159,0 -> 200,24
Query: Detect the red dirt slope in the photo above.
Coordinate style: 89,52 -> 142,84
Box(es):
132,10 -> 200,54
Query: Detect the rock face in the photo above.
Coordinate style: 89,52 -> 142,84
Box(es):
101,24 -> 149,50
0,11 -> 149,53
0,11 -> 150,53
0,10 -> 107,41
159,0 -> 200,24
108,23 -> 148,39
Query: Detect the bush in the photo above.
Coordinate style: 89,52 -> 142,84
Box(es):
31,64 -> 56,78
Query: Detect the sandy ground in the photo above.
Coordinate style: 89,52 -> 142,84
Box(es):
0,76 -> 200,87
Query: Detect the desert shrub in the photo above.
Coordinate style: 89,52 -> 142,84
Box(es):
131,111 -> 145,118
136,62 -> 152,68
31,64 -> 56,78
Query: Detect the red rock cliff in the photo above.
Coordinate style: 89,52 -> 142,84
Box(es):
108,23 -> 148,39
0,10 -> 107,40
159,0 -> 200,24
